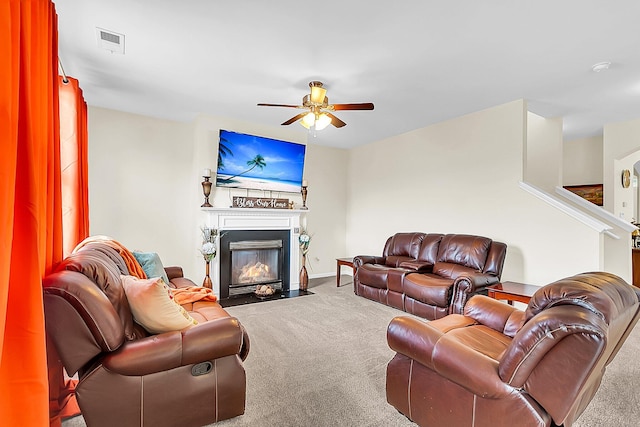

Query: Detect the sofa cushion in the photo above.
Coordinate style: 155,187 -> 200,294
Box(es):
132,251 -> 170,285
121,275 -> 198,334
437,234 -> 491,271
78,242 -> 130,274
403,273 -> 454,307
186,301 -> 233,323
432,262 -> 480,280
416,233 -> 444,264
357,264 -> 390,289
383,232 -> 426,263
385,255 -> 417,268
59,251 -> 136,341
524,271 -> 639,324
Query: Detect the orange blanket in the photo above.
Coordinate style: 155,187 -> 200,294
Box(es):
171,286 -> 218,305
73,235 -> 147,279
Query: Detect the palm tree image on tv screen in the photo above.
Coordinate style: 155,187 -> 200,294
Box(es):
216,130 -> 306,194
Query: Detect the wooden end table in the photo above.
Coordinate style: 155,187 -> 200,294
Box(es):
487,281 -> 540,305
336,257 -> 355,287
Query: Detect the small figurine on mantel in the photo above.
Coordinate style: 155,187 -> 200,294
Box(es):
289,201 -> 295,209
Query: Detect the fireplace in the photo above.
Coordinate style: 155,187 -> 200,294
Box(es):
202,207 -> 304,297
219,229 -> 290,298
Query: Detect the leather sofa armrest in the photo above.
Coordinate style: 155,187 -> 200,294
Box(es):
387,315 -> 476,369
398,261 -> 433,272
164,266 -> 184,281
169,276 -> 198,289
463,295 -> 525,336
387,316 -> 443,370
388,316 -> 516,399
353,255 -> 385,268
449,273 -> 501,314
431,335 -> 517,399
102,317 -> 243,376
164,266 -> 198,289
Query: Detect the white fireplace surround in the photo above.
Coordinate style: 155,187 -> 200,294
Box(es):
202,207 -> 307,296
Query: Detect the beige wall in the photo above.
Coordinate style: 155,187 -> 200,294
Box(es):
563,135 -> 603,186
347,100 -> 603,284
525,113 -> 562,192
88,107 -> 196,271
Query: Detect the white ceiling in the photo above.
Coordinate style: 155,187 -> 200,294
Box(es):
53,0 -> 640,149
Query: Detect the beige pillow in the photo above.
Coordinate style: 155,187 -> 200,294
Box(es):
121,275 -> 198,334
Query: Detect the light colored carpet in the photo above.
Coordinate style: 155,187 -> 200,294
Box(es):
63,276 -> 640,427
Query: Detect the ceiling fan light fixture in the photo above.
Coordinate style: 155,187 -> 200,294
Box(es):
310,86 -> 327,104
301,112 -> 316,129
300,112 -> 331,131
315,113 -> 332,130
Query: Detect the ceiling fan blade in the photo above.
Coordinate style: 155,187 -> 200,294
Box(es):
281,113 -> 308,126
332,102 -> 375,111
326,112 -> 347,128
257,103 -> 301,108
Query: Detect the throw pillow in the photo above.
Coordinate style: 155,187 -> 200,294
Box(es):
121,275 -> 198,334
132,251 -> 170,285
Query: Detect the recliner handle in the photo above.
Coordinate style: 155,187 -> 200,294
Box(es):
191,361 -> 213,376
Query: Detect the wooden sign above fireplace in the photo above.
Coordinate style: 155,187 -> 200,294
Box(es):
232,196 -> 290,210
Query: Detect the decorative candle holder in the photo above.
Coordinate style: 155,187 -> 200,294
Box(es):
301,184 -> 308,210
201,176 -> 212,207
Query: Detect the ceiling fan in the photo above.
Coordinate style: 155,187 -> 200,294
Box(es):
257,81 -> 374,131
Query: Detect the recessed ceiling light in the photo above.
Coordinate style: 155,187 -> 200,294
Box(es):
592,61 -> 611,72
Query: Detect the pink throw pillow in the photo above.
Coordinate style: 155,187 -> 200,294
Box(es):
121,275 -> 197,334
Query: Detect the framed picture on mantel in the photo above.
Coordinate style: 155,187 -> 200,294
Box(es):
563,184 -> 603,206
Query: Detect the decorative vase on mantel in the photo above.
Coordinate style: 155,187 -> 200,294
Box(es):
299,254 -> 309,291
203,260 -> 213,289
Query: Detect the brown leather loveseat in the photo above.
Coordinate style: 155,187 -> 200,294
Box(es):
354,233 -> 507,320
43,241 -> 250,427
386,272 -> 640,427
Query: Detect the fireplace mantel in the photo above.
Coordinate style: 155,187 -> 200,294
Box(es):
202,207 -> 307,296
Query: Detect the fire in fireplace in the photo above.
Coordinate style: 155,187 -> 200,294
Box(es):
231,239 -> 280,285
220,230 -> 290,298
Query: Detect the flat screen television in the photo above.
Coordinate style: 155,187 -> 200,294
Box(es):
216,129 -> 306,193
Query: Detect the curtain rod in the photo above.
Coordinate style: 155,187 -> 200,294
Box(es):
58,58 -> 69,84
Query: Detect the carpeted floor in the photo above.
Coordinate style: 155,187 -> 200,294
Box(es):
63,276 -> 640,427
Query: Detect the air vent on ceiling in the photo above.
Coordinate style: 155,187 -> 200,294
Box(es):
96,27 -> 125,54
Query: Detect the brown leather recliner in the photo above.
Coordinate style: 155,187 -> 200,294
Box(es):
43,242 -> 250,427
354,233 -> 507,320
386,272 -> 640,427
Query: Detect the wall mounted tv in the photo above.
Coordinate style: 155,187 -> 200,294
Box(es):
216,129 -> 306,193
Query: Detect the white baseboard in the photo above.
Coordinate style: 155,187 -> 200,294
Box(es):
309,271 -> 336,279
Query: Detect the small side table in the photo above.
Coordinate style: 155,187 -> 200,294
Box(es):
487,281 -> 539,305
336,257 -> 355,287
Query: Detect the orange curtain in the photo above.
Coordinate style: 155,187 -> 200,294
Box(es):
44,76 -> 90,426
59,76 -> 89,257
0,1 -> 84,425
